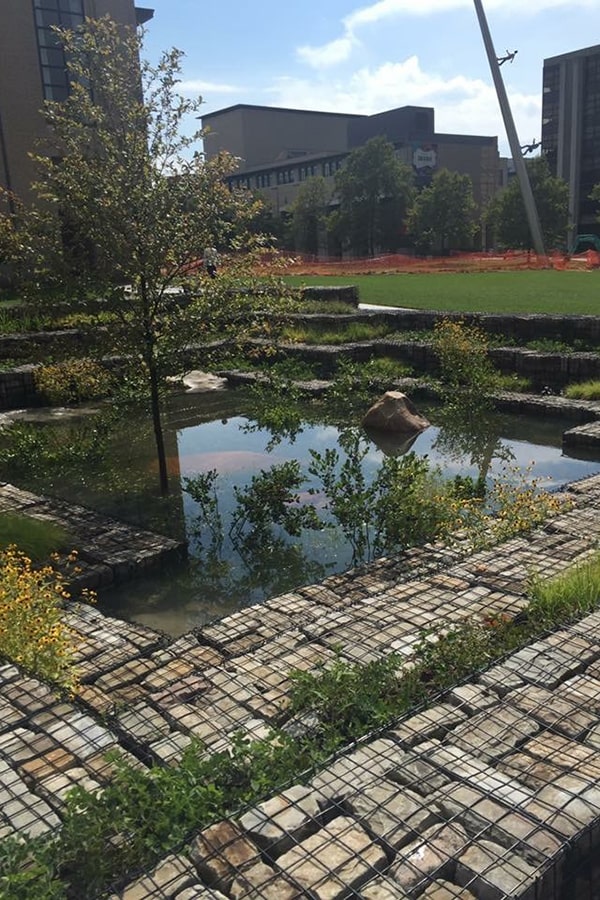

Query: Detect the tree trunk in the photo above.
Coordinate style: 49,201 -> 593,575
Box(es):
148,354 -> 169,496
141,281 -> 169,496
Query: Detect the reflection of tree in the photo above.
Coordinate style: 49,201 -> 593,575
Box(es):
433,403 -> 514,484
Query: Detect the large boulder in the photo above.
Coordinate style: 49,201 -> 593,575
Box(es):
363,391 -> 430,434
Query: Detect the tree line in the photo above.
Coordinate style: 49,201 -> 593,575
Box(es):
280,135 -> 578,257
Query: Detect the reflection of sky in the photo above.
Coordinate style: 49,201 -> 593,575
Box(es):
177,416 -> 600,496
103,407 -> 600,637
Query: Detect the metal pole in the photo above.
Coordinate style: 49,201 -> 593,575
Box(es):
473,0 -> 546,257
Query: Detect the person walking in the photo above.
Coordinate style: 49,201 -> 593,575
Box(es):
204,246 -> 218,278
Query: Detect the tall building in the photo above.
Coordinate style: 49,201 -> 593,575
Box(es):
0,0 -> 153,207
202,103 -> 502,246
542,44 -> 600,245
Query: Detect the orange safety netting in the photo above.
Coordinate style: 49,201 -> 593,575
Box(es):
262,249 -> 600,276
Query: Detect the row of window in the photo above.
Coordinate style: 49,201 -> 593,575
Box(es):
230,158 -> 345,192
34,0 -> 85,101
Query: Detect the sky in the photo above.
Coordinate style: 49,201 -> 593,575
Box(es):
142,0 -> 600,158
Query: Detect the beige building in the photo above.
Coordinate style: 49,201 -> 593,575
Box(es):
0,0 -> 153,208
202,104 -> 504,243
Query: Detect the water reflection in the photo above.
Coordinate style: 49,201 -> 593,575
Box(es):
1,388 -> 600,636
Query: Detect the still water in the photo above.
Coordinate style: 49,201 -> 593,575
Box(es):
3,388 -> 600,636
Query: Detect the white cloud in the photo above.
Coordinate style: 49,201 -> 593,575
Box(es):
269,56 -> 542,155
298,0 -> 600,68
297,35 -> 357,68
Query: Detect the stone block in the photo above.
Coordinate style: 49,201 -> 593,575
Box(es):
360,876 -> 409,898
385,748 -> 452,796
116,702 -> 172,744
455,838 -> 539,900
38,766 -> 100,807
506,684 -> 597,740
173,890 -> 227,900
19,747 -> 76,782
432,783 -> 563,866
115,853 -> 198,899
450,704 -> 539,761
276,817 -> 387,900
345,779 -> 439,850
448,684 -> 499,715
41,711 -> 117,760
188,821 -> 259,891
229,861 -> 301,899
389,704 -> 468,748
239,785 -> 321,855
419,880 -> 476,898
421,742 -> 534,807
310,739 -> 401,801
388,823 -> 469,893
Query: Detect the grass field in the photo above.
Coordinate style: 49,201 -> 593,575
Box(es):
285,270 -> 600,315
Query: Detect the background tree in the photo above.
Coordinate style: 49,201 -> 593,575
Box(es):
289,176 -> 330,255
486,156 -> 569,250
333,137 -> 414,257
16,17 -> 262,495
407,169 -> 476,254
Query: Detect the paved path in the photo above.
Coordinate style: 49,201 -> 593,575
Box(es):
2,475 -> 600,897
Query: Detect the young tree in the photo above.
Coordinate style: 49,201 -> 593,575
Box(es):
408,169 -> 477,254
15,17 -> 262,495
486,156 -> 569,250
333,137 -> 414,257
289,175 -> 330,255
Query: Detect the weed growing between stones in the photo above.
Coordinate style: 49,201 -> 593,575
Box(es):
3,552 -> 600,899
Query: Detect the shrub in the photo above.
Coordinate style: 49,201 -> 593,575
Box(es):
432,318 -> 499,397
35,358 -> 112,404
0,547 -> 83,692
564,380 -> 600,401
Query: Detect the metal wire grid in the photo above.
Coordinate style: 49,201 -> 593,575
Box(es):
99,610 -> 600,899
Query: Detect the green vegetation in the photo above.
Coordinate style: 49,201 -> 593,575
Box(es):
486,157 -> 569,251
0,547 -> 82,693
564,380 -> 600,401
408,169 -> 476,254
432,318 -> 499,400
34,359 -> 113,405
0,513 -> 71,561
284,270 -> 600,315
3,550 -> 600,899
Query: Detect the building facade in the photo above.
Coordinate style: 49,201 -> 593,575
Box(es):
202,103 -> 503,248
0,0 -> 153,207
542,44 -> 600,245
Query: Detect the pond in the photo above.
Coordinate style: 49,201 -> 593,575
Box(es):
2,387 -> 600,636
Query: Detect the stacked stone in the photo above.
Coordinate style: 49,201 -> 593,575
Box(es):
109,611 -> 600,897
3,476 -> 600,894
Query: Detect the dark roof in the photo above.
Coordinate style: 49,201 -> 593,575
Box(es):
434,132 -> 497,144
202,104 -> 366,122
544,43 -> 600,65
135,7 -> 154,25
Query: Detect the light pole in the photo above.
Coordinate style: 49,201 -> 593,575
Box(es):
473,0 -> 546,257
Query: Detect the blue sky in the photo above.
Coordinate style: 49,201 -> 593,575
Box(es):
143,0 -> 600,157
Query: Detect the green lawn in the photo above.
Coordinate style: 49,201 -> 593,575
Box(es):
286,270 -> 600,315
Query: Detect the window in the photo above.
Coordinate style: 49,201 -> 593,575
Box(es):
33,0 -> 85,102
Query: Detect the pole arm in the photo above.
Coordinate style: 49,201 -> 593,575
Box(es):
473,0 -> 546,256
